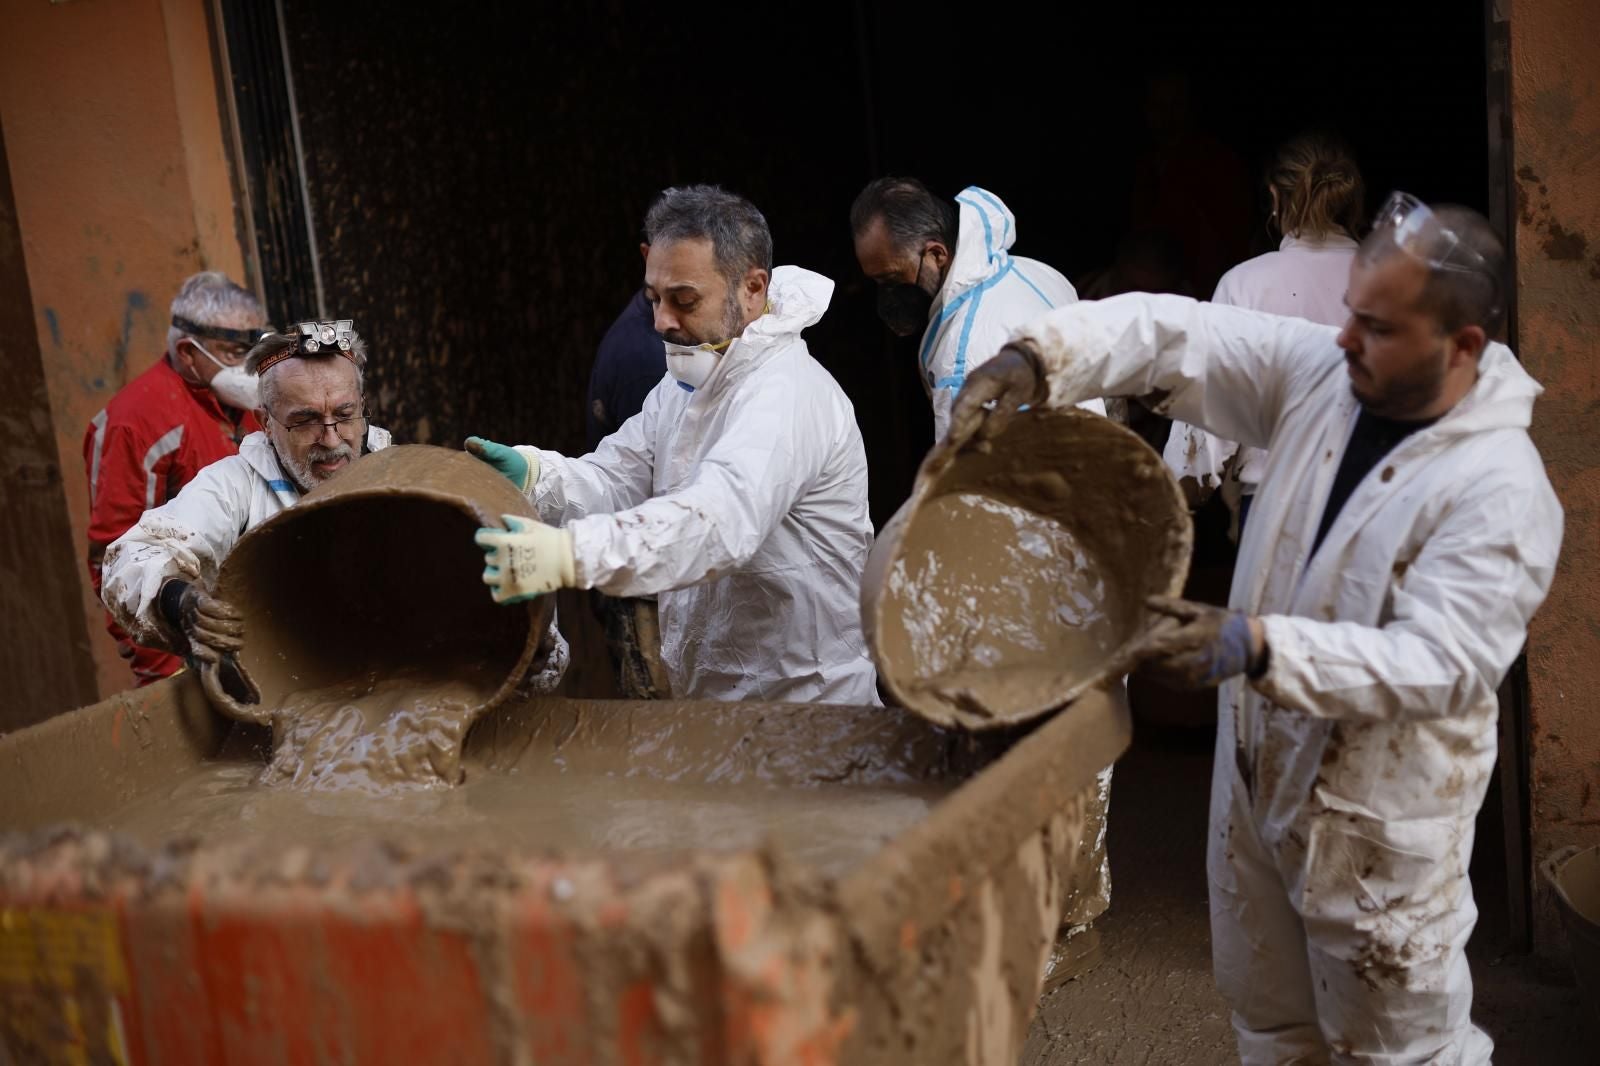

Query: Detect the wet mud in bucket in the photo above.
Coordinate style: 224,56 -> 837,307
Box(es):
862,409 -> 1192,729
206,445 -> 551,791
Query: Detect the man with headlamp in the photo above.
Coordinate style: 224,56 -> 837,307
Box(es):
98,318 -> 570,700
944,194 -> 1562,1063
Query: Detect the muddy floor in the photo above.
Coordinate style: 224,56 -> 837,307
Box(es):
1024,727 -> 1589,1065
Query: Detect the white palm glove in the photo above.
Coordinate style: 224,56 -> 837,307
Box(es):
474,514 -> 577,604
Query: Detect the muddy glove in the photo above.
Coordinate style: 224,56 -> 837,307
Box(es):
159,579 -> 244,663
465,436 -> 540,494
935,342 -> 1048,470
1140,595 -> 1266,689
475,515 -> 576,604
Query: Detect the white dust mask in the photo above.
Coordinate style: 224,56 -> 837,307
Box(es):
663,338 -> 733,392
192,340 -> 261,410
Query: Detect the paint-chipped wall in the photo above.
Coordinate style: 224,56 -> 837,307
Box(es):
1509,0 -> 1600,949
0,0 -> 248,703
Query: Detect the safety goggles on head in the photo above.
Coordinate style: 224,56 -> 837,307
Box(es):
1372,190 -> 1504,323
172,314 -> 272,365
1372,191 -> 1490,277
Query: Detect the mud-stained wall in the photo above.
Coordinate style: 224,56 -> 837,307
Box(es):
0,124 -> 100,729
275,2 -> 909,499
1509,0 -> 1600,949
0,0 -> 248,704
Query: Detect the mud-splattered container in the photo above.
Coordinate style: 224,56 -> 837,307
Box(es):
0,673 -> 1129,1065
862,408 -> 1191,730
200,444 -> 554,725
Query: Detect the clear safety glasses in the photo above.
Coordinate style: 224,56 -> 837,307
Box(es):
1373,191 -> 1488,276
1372,190 -> 1502,316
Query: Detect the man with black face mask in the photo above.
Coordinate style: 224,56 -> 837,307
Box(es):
853,182 -> 1113,988
851,179 -> 1105,441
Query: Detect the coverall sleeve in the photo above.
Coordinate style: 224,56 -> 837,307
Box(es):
528,382 -> 662,524
564,378 -> 831,598
1012,293 -> 1339,451
1254,473 -> 1563,723
99,457 -> 254,649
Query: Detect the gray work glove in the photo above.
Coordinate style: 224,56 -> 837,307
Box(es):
1139,595 -> 1266,690
937,342 -> 1048,461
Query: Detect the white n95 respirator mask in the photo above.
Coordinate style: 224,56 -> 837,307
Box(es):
191,340 -> 261,410
664,338 -> 733,393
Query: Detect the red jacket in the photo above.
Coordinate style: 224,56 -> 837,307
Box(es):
83,357 -> 261,686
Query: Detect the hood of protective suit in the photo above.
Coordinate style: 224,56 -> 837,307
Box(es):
932,187 -> 1017,313
1427,342 -> 1542,439
697,265 -> 833,398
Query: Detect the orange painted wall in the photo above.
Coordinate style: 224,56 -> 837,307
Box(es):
0,0 -> 248,702
1509,0 -> 1600,947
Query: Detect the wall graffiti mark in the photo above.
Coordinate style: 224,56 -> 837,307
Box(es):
109,290 -> 150,385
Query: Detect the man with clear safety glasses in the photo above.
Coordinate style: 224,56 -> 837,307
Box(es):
83,271 -> 270,686
944,194 -> 1562,1063
99,319 -> 568,695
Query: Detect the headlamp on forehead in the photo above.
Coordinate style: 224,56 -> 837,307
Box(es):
254,319 -> 362,376
297,319 -> 356,353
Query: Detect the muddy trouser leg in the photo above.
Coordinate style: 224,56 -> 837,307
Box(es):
597,592 -> 671,699
1207,731 -> 1325,1064
1057,765 -> 1113,929
1293,811 -> 1492,1065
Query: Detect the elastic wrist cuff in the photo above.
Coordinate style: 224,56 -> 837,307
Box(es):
159,580 -> 190,634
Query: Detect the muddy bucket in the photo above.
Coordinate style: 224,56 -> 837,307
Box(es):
862,408 -> 1191,729
203,444 -> 552,727
1542,844 -> 1600,1038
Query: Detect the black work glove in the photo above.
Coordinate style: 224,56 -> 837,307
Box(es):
159,579 -> 244,664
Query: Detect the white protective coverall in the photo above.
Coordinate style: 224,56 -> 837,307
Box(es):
523,265 -> 878,705
920,187 -> 1104,441
1011,292 -> 1562,1064
1165,233 -> 1358,500
101,427 -> 571,691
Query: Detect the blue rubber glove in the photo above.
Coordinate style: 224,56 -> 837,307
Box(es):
1141,595 -> 1265,689
465,436 -> 538,494
475,514 -> 576,604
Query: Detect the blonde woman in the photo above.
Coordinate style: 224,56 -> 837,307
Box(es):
1165,132 -> 1365,535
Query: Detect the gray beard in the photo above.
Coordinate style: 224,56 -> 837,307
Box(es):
276,441 -> 356,492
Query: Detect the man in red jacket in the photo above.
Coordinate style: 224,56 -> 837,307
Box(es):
83,271 -> 269,686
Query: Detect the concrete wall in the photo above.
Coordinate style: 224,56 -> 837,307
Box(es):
1509,0 -> 1600,947
0,0 -> 248,703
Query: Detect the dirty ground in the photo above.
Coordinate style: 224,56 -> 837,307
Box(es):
1023,729 -> 1589,1065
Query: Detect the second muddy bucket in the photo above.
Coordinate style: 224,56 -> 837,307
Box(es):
862,408 -> 1191,729
204,445 -> 552,727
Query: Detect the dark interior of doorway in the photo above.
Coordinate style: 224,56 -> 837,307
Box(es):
221,0 -> 1515,940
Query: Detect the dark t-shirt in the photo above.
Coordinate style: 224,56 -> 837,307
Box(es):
586,290 -> 666,452
1310,408 -> 1438,558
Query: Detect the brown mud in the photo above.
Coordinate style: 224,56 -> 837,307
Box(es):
99,696 -> 987,879
103,761 -> 947,879
208,445 -> 553,791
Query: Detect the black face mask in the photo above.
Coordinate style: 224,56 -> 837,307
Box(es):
876,254 -> 935,337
